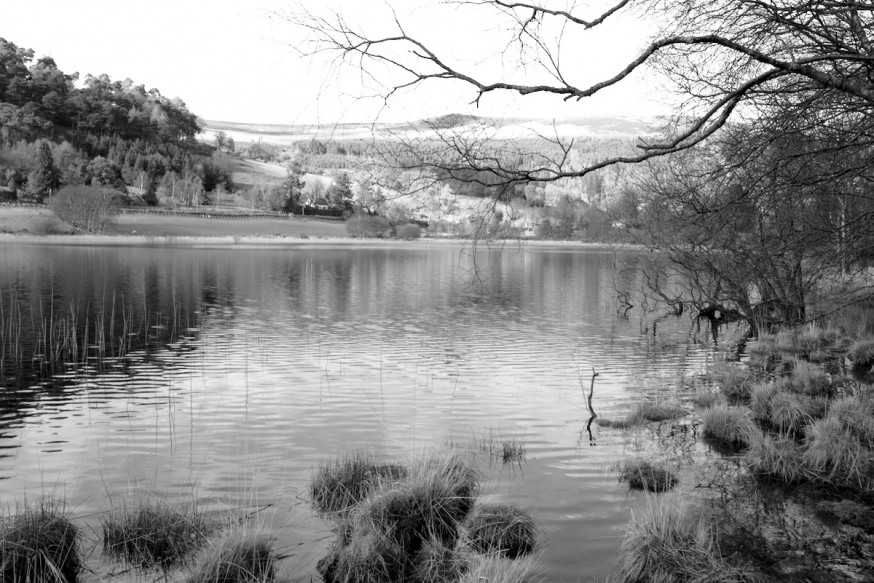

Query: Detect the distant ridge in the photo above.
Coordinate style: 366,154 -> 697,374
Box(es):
201,115 -> 658,145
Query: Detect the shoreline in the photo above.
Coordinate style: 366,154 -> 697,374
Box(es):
0,232 -> 640,251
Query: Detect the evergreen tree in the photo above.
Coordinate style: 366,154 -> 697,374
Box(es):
25,139 -> 59,201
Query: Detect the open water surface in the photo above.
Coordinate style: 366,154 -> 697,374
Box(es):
0,242 -> 719,581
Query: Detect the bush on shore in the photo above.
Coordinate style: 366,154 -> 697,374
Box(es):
48,185 -> 123,233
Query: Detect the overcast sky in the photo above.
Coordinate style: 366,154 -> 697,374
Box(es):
4,0 -> 666,125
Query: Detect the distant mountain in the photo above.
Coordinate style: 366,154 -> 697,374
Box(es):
201,115 -> 658,145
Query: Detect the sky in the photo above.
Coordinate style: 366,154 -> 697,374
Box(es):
3,0 -> 668,125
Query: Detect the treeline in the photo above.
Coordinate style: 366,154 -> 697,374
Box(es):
0,37 -> 228,205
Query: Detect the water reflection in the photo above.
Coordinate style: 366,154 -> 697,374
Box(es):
0,242 -> 719,581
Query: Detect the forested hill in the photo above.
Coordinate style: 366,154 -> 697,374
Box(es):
0,37 -> 227,204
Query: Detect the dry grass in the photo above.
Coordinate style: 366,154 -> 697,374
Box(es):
616,495 -> 764,583
702,404 -> 757,447
0,498 -> 81,583
186,527 -> 276,583
102,497 -> 216,570
464,503 -> 538,559
619,460 -> 678,493
311,453 -> 408,515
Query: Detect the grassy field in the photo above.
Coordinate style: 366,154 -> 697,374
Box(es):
0,207 -> 348,239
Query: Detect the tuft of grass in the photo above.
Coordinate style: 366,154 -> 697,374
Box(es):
319,453 -> 479,583
749,382 -> 777,422
692,387 -> 721,409
475,431 -> 527,464
746,433 -> 806,484
186,528 -> 275,583
619,460 -> 678,493
767,391 -> 815,435
597,401 -> 686,429
702,404 -> 757,447
616,495 -> 765,583
460,554 -> 540,583
847,339 -> 874,383
628,401 -> 687,424
0,499 -> 81,583
790,359 -> 832,397
712,363 -> 756,403
464,503 -> 538,560
102,497 -> 215,570
410,536 -> 466,583
311,453 -> 408,515
803,414 -> 874,490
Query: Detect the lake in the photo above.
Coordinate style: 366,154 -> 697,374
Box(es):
0,241 -> 717,581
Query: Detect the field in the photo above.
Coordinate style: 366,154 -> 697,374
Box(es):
0,207 -> 347,239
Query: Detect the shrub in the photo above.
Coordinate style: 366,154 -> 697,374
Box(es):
616,495 -> 764,583
346,214 -> 390,238
187,528 -> 275,583
395,223 -> 421,240
102,498 -> 215,570
49,185 -> 122,233
619,460 -> 678,493
0,499 -> 81,583
311,453 -> 407,515
702,404 -> 757,447
464,503 -> 538,559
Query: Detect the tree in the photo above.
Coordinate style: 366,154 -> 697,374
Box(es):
284,158 -> 306,212
327,171 -> 353,210
24,139 -> 59,201
294,0 -> 874,328
49,185 -> 121,233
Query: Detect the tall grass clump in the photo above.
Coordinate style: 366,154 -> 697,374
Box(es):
311,453 -> 407,515
702,404 -> 757,447
318,453 -> 479,583
464,504 -> 538,560
186,528 -> 275,583
619,460 -> 678,493
0,499 -> 81,583
766,391 -> 815,435
789,359 -> 832,397
746,433 -> 807,484
803,414 -> 874,490
102,497 -> 215,570
847,339 -> 874,384
616,495 -> 763,583
711,363 -> 756,403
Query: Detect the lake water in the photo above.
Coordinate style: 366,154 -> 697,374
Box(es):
0,242 -> 718,581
